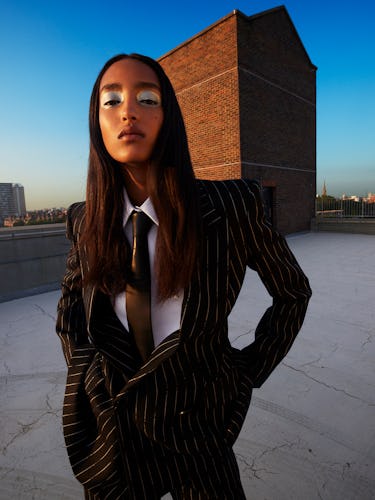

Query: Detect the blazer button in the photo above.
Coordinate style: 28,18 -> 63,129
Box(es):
179,408 -> 192,416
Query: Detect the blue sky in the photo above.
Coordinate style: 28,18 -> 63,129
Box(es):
0,0 -> 374,209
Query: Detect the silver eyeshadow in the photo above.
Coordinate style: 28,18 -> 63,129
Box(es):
136,90 -> 161,106
100,91 -> 123,108
100,89 -> 161,108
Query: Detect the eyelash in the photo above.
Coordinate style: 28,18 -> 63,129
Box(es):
139,97 -> 159,106
137,91 -> 161,107
101,92 -> 123,108
104,99 -> 121,107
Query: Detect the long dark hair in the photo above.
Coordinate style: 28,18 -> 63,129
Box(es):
81,53 -> 201,300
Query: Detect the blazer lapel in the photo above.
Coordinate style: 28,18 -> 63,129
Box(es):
84,283 -> 96,330
115,329 -> 181,398
179,181 -> 225,338
198,181 -> 223,228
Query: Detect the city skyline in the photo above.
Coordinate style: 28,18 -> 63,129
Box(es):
2,180 -> 373,213
4,174 -> 375,211
1,0 -> 374,210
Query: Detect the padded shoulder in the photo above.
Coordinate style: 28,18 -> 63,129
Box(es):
66,201 -> 86,240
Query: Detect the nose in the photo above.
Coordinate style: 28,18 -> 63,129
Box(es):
121,99 -> 138,122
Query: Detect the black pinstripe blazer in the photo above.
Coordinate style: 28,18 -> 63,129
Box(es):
56,179 -> 311,490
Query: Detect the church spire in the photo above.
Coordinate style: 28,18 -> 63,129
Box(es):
322,180 -> 327,197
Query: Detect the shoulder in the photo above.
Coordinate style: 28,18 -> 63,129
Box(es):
197,178 -> 260,194
197,178 -> 262,210
68,201 -> 85,218
195,179 -> 264,230
66,201 -> 86,240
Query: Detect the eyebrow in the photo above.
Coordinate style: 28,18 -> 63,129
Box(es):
100,81 -> 161,93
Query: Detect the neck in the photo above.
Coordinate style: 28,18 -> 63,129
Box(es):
122,163 -> 149,205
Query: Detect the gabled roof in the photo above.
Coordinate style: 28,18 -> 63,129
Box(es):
160,5 -> 316,70
236,5 -> 316,69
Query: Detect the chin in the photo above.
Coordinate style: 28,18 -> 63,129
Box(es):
119,159 -> 150,170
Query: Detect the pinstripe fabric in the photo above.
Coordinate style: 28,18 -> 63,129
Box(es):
56,179 -> 311,498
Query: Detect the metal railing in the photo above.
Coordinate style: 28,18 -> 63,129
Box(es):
315,197 -> 375,218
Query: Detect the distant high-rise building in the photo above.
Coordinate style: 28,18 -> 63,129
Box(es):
0,183 -> 16,220
12,183 -> 26,216
0,183 -> 27,222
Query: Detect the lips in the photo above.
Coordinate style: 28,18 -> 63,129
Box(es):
118,127 -> 144,140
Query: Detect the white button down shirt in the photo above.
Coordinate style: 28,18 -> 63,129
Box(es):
112,189 -> 183,348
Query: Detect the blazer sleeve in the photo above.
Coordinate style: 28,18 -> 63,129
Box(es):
240,180 -> 312,388
56,203 -> 88,365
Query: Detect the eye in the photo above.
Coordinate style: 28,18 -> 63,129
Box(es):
100,91 -> 123,108
137,89 -> 161,107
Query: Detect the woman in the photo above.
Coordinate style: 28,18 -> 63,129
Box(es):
56,53 -> 311,499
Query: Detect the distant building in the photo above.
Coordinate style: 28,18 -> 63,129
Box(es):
0,183 -> 27,223
322,181 -> 327,197
12,184 -> 26,216
159,6 -> 316,233
342,194 -> 360,202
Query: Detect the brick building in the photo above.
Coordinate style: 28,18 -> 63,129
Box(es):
159,6 -> 316,234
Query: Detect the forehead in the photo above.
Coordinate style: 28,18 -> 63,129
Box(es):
100,58 -> 160,90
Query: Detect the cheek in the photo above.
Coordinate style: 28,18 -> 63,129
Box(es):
152,111 -> 164,135
98,114 -> 113,145
98,113 -> 107,134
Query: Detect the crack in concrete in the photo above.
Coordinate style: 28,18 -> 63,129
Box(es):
281,362 -> 374,405
32,304 -> 56,322
44,383 -> 61,416
333,317 -> 372,331
341,461 -> 354,479
236,452 -> 269,480
0,467 -> 82,498
299,354 -> 324,368
239,439 -> 301,480
361,331 -> 374,352
46,392 -> 53,411
1,410 -> 58,455
256,438 -> 300,463
2,361 -> 11,378
0,467 -> 16,481
231,328 -> 254,344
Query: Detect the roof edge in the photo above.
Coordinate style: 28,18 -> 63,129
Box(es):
159,6 -> 316,71
158,10 -> 238,61
239,5 -> 317,70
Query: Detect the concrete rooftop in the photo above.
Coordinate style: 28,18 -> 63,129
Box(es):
0,231 -> 374,499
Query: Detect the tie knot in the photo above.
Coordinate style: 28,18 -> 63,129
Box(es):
131,211 -> 152,239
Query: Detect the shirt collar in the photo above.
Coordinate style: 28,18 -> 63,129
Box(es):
123,187 -> 159,227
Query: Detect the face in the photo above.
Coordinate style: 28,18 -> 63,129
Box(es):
98,58 -> 163,168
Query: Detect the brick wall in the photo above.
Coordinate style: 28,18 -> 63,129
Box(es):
237,8 -> 316,233
159,7 -> 317,234
243,164 -> 315,233
159,14 -> 241,180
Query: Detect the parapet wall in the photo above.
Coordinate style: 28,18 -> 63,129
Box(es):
1,219 -> 373,303
0,224 -> 69,302
312,218 -> 375,235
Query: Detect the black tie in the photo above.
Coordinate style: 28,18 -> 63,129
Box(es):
126,211 -> 154,362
